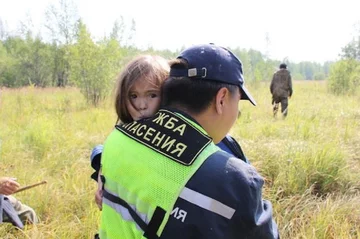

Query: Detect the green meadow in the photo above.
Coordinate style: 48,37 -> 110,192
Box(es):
1,81 -> 360,238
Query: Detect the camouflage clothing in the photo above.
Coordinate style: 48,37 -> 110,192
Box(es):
270,68 -> 292,117
273,97 -> 288,117
270,69 -> 292,100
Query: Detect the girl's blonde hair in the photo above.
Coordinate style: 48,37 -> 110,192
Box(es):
115,55 -> 170,123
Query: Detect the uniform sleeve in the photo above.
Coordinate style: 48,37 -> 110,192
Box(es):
227,165 -> 279,239
161,152 -> 279,239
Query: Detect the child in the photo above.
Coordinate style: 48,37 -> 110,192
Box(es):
90,54 -> 250,210
92,54 -> 170,209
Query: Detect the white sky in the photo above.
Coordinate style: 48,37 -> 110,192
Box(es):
0,0 -> 359,63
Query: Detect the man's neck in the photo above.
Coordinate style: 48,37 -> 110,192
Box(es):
191,109 -> 222,144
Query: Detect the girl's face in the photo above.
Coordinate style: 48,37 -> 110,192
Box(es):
126,77 -> 161,121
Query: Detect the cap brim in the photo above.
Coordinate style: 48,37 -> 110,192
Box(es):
240,85 -> 257,106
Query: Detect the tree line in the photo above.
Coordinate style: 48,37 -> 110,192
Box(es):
328,27 -> 360,95
0,0 -> 358,105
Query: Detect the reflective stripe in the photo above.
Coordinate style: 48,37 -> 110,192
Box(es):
179,187 -> 235,219
102,188 -> 149,232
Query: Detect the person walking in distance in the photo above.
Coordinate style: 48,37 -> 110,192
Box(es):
270,63 -> 293,118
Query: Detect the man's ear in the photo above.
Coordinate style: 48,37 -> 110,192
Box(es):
215,87 -> 229,114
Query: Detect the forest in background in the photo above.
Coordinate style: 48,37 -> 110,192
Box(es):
0,0 -> 359,106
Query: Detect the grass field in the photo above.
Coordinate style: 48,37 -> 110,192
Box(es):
1,81 -> 360,238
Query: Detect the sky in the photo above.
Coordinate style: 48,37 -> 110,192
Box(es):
0,0 -> 359,63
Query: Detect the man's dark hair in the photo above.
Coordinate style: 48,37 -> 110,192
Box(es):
161,59 -> 238,114
279,63 -> 287,69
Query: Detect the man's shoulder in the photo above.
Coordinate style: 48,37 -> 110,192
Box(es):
206,150 -> 260,184
280,69 -> 291,74
186,150 -> 263,205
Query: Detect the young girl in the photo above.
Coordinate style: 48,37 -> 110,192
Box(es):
92,54 -> 170,209
90,54 -> 250,210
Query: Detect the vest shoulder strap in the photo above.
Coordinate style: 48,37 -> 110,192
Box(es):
102,190 -> 164,239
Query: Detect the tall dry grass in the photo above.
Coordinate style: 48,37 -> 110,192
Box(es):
0,81 -> 359,238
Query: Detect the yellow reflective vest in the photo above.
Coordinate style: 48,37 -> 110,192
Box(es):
100,109 -> 219,239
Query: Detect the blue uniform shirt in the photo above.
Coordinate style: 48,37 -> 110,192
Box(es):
160,150 -> 278,238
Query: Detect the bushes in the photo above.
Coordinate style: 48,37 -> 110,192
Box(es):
328,59 -> 360,95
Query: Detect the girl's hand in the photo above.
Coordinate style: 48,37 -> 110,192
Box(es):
95,169 -> 104,210
95,185 -> 103,210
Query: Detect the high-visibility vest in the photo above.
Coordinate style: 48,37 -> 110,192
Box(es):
100,109 -> 219,239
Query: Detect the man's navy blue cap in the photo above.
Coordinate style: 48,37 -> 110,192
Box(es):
170,43 -> 256,106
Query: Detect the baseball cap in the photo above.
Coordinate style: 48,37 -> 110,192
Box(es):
170,43 -> 256,106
